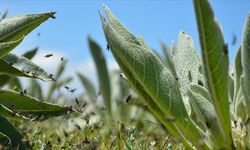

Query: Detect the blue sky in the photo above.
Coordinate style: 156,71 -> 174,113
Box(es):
0,0 -> 249,94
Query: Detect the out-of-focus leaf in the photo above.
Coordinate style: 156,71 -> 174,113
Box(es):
194,0 -> 232,145
101,6 -> 208,149
0,9 -> 8,19
190,84 -> 212,103
0,132 -> 10,145
241,12 -> 250,114
0,53 -> 54,81
22,47 -> 38,59
161,42 -> 176,75
0,115 -> 29,149
88,36 -> 111,115
0,12 -> 55,42
228,74 -> 234,103
77,72 -> 97,99
0,89 -> 73,120
28,79 -> 43,99
240,76 -> 250,116
8,77 -> 22,91
0,74 -> 10,87
0,37 -> 23,58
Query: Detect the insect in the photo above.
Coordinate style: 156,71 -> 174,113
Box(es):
223,43 -> 228,54
125,94 -> 132,103
23,89 -> 27,94
44,54 -> 53,58
107,44 -> 110,51
60,57 -> 64,61
37,32 -> 41,37
69,88 -> 77,93
82,102 -> 87,108
49,14 -> 56,19
188,70 -> 192,82
75,98 -> 79,105
75,124 -> 81,130
174,74 -> 179,81
231,33 -> 237,45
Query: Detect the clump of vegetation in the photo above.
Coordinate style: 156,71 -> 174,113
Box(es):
0,0 -> 250,149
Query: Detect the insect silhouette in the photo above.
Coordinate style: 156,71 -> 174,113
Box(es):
223,43 -> 228,55
107,44 -> 110,51
60,57 -> 64,61
49,14 -> 56,19
75,98 -> 79,105
188,70 -> 192,82
44,54 -> 53,58
126,94 -> 132,103
231,33 -> 237,45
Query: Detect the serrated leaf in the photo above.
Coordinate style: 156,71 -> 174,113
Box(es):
100,8 -> 208,148
22,47 -> 38,59
0,53 -> 54,81
0,12 -> 55,42
0,89 -> 72,120
0,115 -> 29,149
193,0 -> 232,145
88,36 -> 111,115
0,37 -> 23,58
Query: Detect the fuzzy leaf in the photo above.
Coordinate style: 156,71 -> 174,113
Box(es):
0,12 -> 55,42
0,53 -> 54,81
174,31 -> 200,94
0,37 -> 23,58
0,89 -> 72,120
193,0 -> 232,145
100,7 -> 208,149
161,43 -> 176,75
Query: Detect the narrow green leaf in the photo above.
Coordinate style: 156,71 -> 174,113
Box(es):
77,72 -> 97,99
22,47 -> 38,59
228,74 -> 234,103
28,79 -> 43,99
0,53 -> 54,81
233,47 -> 242,110
188,89 -> 225,149
88,36 -> 111,115
0,89 -> 72,120
0,74 -> 10,87
100,8 -> 209,149
0,37 -> 23,58
0,12 -> 55,42
193,0 -> 232,145
0,104 -> 29,121
241,12 -> 250,114
0,115 -> 29,149
240,76 -> 250,116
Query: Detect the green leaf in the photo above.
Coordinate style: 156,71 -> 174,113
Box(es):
190,84 -> 212,103
0,37 -> 24,58
0,89 -> 72,120
173,31 -> 200,94
28,79 -> 43,99
88,36 -> 111,115
22,47 -> 38,59
0,74 -> 11,87
0,104 -> 29,121
0,132 -> 10,145
0,12 -> 55,42
193,0 -> 232,145
100,7 -> 209,149
241,12 -> 250,114
240,76 -> 250,116
77,72 -> 97,99
228,74 -> 234,103
188,89 -> 225,149
161,42 -> 176,75
0,53 -> 54,81
0,115 -> 29,149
